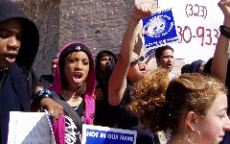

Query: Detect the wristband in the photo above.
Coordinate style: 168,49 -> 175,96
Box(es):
36,89 -> 53,101
219,25 -> 230,39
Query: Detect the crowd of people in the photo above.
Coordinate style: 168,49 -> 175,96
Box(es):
1,0 -> 230,144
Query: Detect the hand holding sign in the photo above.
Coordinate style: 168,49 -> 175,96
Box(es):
40,97 -> 64,120
143,8 -> 178,48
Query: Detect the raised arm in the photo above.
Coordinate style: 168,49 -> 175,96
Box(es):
212,0 -> 230,82
108,1 -> 152,105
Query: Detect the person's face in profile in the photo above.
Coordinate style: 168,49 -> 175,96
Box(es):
0,19 -> 22,68
194,92 -> 230,144
128,52 -> 147,83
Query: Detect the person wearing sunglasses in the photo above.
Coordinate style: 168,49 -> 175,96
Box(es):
128,53 -> 148,83
106,1 -> 157,144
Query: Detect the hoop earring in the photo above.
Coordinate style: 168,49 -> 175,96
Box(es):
186,130 -> 201,144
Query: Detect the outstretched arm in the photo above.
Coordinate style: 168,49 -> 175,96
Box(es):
32,86 -> 64,120
108,1 -> 153,106
212,0 -> 230,82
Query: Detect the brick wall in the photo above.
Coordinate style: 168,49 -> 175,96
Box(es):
14,0 -> 134,76
58,0 -> 133,54
15,0 -> 60,76
12,0 -> 183,76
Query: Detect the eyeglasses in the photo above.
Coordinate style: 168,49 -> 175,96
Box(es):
130,56 -> 145,67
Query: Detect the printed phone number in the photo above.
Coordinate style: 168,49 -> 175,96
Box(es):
177,25 -> 219,46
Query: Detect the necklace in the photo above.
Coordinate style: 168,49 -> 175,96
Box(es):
73,97 -> 83,110
62,89 -> 83,107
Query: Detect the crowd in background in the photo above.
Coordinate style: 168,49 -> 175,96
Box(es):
1,0 -> 230,144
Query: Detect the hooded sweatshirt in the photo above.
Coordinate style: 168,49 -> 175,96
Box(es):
50,41 -> 96,143
0,0 -> 39,143
94,50 -> 116,125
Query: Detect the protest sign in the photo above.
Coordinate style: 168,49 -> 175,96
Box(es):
82,124 -> 137,144
8,112 -> 55,144
156,0 -> 223,62
143,8 -> 178,49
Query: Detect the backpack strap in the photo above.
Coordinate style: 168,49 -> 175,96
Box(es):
53,93 -> 83,131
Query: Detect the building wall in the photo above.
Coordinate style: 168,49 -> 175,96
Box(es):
14,0 -> 134,76
15,0 -> 60,76
13,0 -> 183,76
58,0 -> 134,54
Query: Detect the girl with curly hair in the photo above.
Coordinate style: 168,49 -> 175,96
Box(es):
130,68 -> 230,144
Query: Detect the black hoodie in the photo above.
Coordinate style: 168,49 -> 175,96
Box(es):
0,0 -> 39,70
0,1 -> 39,143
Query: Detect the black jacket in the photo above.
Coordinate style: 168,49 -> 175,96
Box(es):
0,0 -> 39,143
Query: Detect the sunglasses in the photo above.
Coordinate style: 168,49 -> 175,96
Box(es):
130,56 -> 145,67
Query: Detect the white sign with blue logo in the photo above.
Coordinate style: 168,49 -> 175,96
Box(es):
143,8 -> 178,49
82,124 -> 137,144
